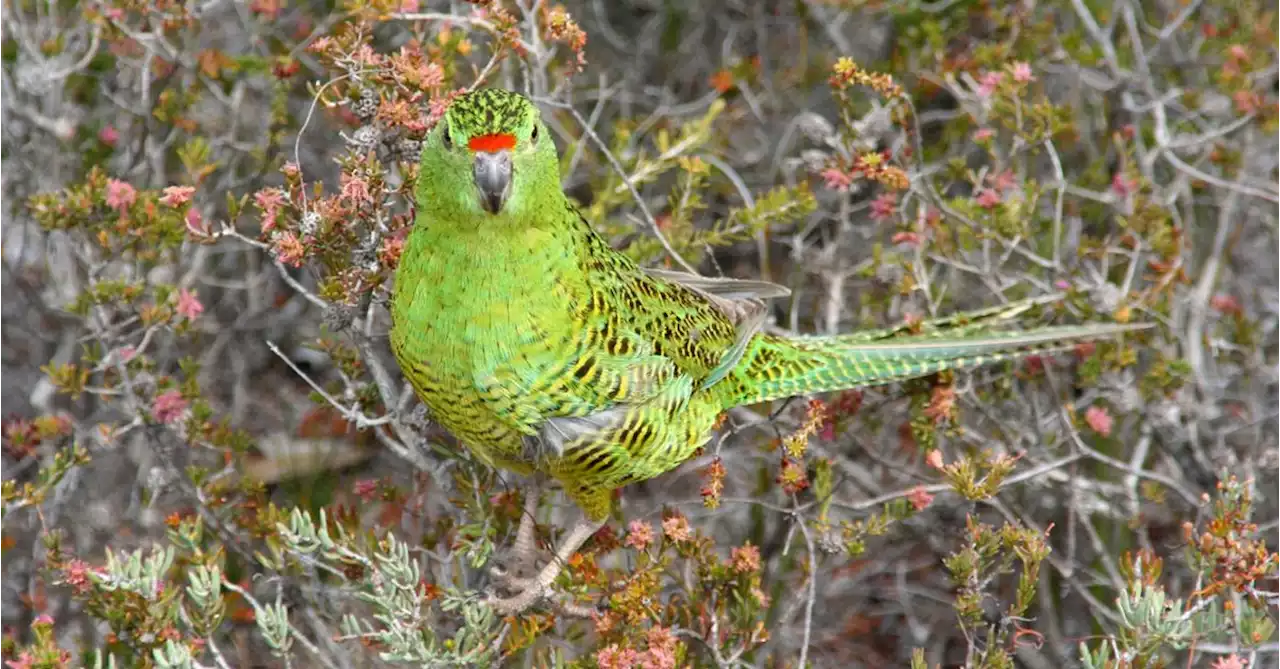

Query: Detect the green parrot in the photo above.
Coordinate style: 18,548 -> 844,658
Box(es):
390,88 -> 1147,614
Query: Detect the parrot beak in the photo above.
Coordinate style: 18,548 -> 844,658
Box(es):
473,149 -> 512,214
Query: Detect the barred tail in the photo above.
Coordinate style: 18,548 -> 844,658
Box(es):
717,323 -> 1150,409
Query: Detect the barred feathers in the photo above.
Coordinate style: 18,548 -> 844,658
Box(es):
717,324 -> 1149,409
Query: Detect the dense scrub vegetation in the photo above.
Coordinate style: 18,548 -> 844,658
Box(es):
2,1 -> 1276,666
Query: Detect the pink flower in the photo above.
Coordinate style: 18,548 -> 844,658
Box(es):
821,167 -> 853,192
105,179 -> 137,212
1212,655 -> 1247,669
730,543 -> 761,573
5,651 -> 34,669
907,486 -> 934,511
974,188 -> 1002,209
1111,173 -> 1137,197
255,188 -> 287,232
991,169 -> 1017,192
399,0 -> 420,11
1054,280 -> 1071,290
353,479 -> 379,502
661,515 -> 691,542
641,626 -> 678,669
869,192 -> 897,221
1227,44 -> 1249,62
977,71 -> 1005,97
152,390 -> 188,424
1211,294 -> 1242,315
99,125 -> 119,146
427,95 -> 454,124
1011,61 -> 1035,83
273,230 -> 306,266
63,559 -> 94,594
1084,406 -> 1113,437
891,231 -> 921,247
417,62 -> 444,89
973,127 -> 994,142
596,645 -> 639,669
249,0 -> 281,19
160,185 -> 195,207
33,614 -> 54,626
175,288 -> 204,320
925,449 -> 945,469
352,44 -> 382,67
340,172 -> 372,205
185,208 -> 210,237
1233,90 -> 1261,114
625,520 -> 653,550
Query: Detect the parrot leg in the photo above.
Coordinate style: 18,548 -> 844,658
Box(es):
489,477 -> 544,588
488,516 -> 605,616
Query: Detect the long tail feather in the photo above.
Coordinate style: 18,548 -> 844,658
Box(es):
842,294 -> 1066,342
718,322 -> 1152,408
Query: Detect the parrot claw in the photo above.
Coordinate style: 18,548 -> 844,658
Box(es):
486,543 -> 555,611
487,559 -> 600,618
487,550 -> 542,592
487,477 -> 546,591
485,582 -> 598,618
483,516 -> 606,617
489,571 -> 536,592
485,582 -> 549,616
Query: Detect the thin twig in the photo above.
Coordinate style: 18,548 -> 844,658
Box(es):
532,95 -> 701,273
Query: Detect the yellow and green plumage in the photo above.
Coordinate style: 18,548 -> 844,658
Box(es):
390,89 -> 1145,613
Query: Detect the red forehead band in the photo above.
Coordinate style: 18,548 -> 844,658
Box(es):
468,133 -> 517,152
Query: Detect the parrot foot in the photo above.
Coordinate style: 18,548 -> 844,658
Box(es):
484,517 -> 604,617
488,477 -> 546,590
484,583 -> 597,618
487,546 -> 546,591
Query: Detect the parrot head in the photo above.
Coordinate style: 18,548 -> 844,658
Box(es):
416,89 -> 557,221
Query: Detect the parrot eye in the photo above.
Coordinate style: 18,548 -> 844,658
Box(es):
530,125 -> 539,145
441,123 -> 453,150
